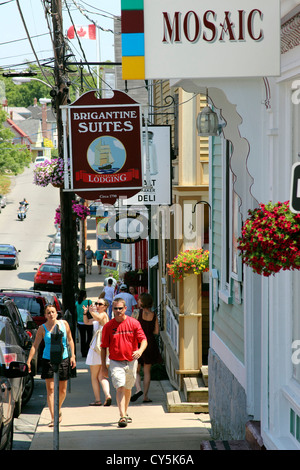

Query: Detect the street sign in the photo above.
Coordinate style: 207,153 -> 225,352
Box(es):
62,90 -> 143,204
102,259 -> 118,270
290,162 -> 300,213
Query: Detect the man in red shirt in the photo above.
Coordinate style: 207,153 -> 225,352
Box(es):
101,298 -> 147,427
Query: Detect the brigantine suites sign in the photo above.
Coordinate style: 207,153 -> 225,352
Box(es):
121,0 -> 280,80
65,90 -> 143,203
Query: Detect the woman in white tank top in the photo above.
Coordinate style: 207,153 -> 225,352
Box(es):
83,299 -> 111,406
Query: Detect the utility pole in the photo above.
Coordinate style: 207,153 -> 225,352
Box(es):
51,0 -> 78,348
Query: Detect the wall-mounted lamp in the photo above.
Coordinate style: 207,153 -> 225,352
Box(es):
196,104 -> 219,137
196,90 -> 219,137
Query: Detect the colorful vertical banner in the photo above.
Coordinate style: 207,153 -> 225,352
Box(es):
121,0 -> 145,79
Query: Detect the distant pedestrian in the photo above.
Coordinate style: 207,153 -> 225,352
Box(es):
104,276 -> 117,288
114,284 -> 137,317
102,278 -> 115,319
76,290 -> 93,358
129,286 -> 138,302
26,304 -> 76,427
84,299 -> 112,407
94,249 -> 105,274
131,293 -> 162,403
85,245 -> 94,274
101,298 -> 147,427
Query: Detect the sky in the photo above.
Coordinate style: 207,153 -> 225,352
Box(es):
0,0 -> 121,72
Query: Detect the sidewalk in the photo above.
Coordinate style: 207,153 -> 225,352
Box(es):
29,238 -> 212,451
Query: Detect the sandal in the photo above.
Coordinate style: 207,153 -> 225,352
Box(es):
130,391 -> 143,402
89,401 -> 102,406
143,399 -> 152,403
118,416 -> 127,428
126,415 -> 132,423
49,412 -> 62,427
103,397 -> 112,406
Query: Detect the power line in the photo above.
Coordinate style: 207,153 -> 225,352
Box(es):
68,0 -> 120,28
0,32 -> 50,47
75,1 -> 120,21
64,0 -> 97,89
15,0 -> 53,88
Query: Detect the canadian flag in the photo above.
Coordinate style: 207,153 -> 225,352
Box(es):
67,24 -> 96,40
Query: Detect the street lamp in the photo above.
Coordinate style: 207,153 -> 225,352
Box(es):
12,76 -> 52,88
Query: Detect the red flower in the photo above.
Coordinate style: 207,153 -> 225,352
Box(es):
237,201 -> 300,276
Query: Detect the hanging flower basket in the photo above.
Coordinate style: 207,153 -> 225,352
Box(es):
237,200 -> 300,277
33,157 -> 67,188
54,202 -> 90,227
167,248 -> 209,282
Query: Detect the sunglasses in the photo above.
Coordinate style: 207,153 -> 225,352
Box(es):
113,307 -> 124,311
95,302 -> 105,306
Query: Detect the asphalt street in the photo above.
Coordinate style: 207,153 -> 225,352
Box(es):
0,164 -> 60,450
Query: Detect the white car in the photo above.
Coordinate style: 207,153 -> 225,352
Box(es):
48,233 -> 61,252
50,244 -> 61,255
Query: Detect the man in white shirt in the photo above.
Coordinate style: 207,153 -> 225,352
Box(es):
114,284 -> 137,317
103,278 -> 115,319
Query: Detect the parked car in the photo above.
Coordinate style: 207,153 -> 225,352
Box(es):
48,232 -> 61,253
0,289 -> 49,327
19,308 -> 37,341
0,244 -> 20,269
0,315 -> 29,450
0,297 -> 35,407
39,291 -> 63,318
45,253 -> 61,264
0,194 -> 7,208
34,262 -> 61,292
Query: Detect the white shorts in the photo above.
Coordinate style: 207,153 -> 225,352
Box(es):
110,359 -> 138,390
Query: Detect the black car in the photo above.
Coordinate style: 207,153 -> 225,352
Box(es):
0,297 -> 36,406
0,315 -> 29,450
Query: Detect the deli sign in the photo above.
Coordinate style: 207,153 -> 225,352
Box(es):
142,0 -> 280,79
64,90 -> 143,203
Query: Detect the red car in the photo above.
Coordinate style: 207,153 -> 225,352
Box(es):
34,262 -> 61,292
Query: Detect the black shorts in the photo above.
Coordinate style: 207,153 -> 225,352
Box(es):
97,259 -> 103,266
41,357 -> 70,381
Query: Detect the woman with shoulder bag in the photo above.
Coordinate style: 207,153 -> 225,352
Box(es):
76,289 -> 93,358
83,298 -> 112,406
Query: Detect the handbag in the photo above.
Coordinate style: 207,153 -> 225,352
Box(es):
90,326 -> 102,354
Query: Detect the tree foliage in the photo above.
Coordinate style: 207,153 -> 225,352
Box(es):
0,108 -> 31,175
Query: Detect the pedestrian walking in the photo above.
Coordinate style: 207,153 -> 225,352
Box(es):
85,245 -> 94,274
102,278 -> 115,319
26,304 -> 76,427
114,284 -> 137,316
101,298 -> 147,428
83,299 -> 112,407
76,290 -> 93,358
94,249 -> 105,274
131,293 -> 163,403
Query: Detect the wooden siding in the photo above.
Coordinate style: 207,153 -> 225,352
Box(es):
211,136 -> 244,364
